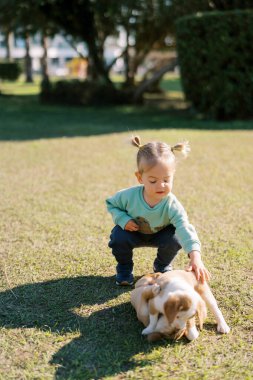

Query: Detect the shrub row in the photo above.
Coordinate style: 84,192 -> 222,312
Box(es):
0,61 -> 21,81
176,10 -> 253,119
40,79 -> 134,106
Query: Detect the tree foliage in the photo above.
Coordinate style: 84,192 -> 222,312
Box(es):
1,0 -> 251,105
0,0 -> 176,84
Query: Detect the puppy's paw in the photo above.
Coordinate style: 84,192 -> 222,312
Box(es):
185,326 -> 199,341
142,327 -> 153,335
217,322 -> 230,334
151,284 -> 160,296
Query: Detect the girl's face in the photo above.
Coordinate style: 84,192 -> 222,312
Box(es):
135,158 -> 175,206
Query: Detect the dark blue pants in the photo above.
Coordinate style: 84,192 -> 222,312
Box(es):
108,224 -> 181,270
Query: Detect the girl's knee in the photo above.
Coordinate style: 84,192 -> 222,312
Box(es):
108,225 -> 133,249
170,237 -> 181,253
159,236 -> 181,253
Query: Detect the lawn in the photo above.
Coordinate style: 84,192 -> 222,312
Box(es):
0,78 -> 252,379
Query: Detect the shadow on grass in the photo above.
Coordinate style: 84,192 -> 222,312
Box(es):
0,95 -> 252,141
0,275 -> 187,379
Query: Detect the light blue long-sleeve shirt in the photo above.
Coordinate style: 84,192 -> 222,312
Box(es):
106,185 -> 201,254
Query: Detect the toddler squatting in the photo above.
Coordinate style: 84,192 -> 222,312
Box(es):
106,136 -> 210,286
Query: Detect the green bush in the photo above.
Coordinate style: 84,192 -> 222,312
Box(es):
40,79 -> 134,106
171,0 -> 253,22
176,10 -> 253,119
0,61 -> 21,81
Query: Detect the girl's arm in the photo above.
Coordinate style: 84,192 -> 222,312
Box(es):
169,197 -> 210,282
106,192 -> 132,230
186,250 -> 211,283
169,198 -> 201,254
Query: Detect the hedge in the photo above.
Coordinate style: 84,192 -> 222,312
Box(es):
176,10 -> 253,119
0,61 -> 21,81
40,79 -> 135,106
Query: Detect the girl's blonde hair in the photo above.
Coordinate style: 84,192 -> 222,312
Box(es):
131,135 -> 190,173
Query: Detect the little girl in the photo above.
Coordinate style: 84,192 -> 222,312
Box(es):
106,136 -> 210,286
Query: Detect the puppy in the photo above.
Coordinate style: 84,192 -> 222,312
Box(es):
131,273 -> 194,340
142,270 -> 230,340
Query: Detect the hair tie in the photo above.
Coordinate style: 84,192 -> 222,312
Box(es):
132,135 -> 144,149
171,141 -> 190,157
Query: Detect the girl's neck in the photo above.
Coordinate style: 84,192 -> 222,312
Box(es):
143,189 -> 163,208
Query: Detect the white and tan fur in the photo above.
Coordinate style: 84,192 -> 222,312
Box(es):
130,273 -> 162,327
131,270 -> 230,341
131,272 -> 201,340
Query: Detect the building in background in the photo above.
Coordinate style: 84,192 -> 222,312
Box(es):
0,32 -> 89,77
0,31 -> 125,78
0,29 -> 177,79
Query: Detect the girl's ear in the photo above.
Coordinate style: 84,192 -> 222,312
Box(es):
135,171 -> 143,184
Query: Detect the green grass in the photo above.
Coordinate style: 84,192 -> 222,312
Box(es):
0,75 -> 41,95
0,73 -> 182,96
0,79 -> 252,379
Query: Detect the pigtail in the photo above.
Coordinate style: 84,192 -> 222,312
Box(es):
131,135 -> 143,149
171,141 -> 190,158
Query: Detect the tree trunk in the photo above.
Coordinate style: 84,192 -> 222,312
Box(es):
86,37 -> 111,84
133,58 -> 178,103
127,48 -> 151,87
5,30 -> 13,60
25,32 -> 33,83
123,27 -> 134,87
41,33 -> 49,83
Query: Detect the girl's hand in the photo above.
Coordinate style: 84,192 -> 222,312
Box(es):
186,250 -> 211,283
125,220 -> 139,232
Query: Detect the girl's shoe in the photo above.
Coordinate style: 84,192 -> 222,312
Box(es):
116,275 -> 134,286
153,263 -> 173,273
116,263 -> 134,286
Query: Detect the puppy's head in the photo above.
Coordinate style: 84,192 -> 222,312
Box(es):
164,292 -> 195,330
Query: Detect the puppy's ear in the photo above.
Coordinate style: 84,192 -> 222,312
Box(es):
164,294 -> 180,323
196,299 -> 207,330
164,294 -> 192,323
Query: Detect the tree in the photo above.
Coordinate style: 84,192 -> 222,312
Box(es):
0,0 -> 60,82
120,0 -> 175,86
0,0 -> 38,82
1,0 -> 192,103
37,0 -> 176,86
0,0 -> 16,60
37,0 -> 118,83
